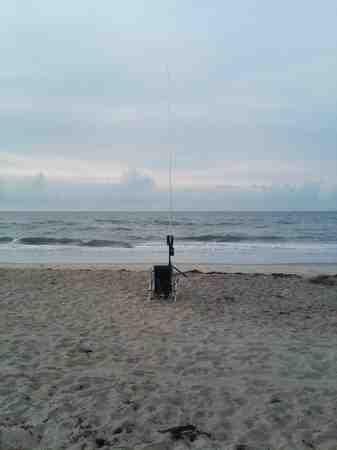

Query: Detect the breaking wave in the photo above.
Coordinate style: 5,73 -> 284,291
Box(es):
19,237 -> 83,246
152,219 -> 195,226
95,219 -> 126,224
80,240 -> 132,248
0,237 -> 14,243
18,237 -> 133,248
277,220 -> 296,225
217,221 -> 243,226
33,220 -> 78,225
180,234 -> 284,243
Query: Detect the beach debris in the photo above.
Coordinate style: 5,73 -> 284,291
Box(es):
138,444 -> 173,450
235,445 -> 250,450
271,273 -> 300,278
270,395 -> 281,404
302,439 -> 316,449
158,424 -> 211,442
78,341 -> 94,354
276,288 -> 291,299
185,269 -> 202,274
309,274 -> 337,286
113,421 -> 135,435
95,437 -> 110,447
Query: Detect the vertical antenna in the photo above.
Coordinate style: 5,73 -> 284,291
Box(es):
166,65 -> 174,235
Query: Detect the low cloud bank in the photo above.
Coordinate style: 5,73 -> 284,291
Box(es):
0,171 -> 336,211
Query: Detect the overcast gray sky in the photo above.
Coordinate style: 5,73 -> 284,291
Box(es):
1,1 -> 337,210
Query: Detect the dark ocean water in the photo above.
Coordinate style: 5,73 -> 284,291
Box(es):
0,211 -> 336,264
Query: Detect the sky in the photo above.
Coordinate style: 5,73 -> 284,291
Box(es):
1,1 -> 337,210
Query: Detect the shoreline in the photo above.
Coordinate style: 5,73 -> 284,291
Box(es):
0,262 -> 336,276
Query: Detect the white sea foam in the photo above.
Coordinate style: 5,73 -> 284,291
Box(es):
0,211 -> 336,264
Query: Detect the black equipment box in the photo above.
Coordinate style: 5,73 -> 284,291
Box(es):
153,264 -> 173,298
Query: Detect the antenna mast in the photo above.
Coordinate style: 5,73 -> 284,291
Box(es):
166,65 -> 174,236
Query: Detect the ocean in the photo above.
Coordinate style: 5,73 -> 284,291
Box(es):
0,211 -> 336,265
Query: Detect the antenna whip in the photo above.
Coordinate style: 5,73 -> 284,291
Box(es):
166,65 -> 174,235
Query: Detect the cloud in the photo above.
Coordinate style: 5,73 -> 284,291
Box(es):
0,170 -> 336,211
2,151 -> 336,189
1,1 -> 337,210
1,152 -> 336,212
0,170 -> 160,210
172,182 -> 337,211
0,151 -> 126,182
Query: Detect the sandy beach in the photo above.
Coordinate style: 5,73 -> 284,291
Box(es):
0,265 -> 336,450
